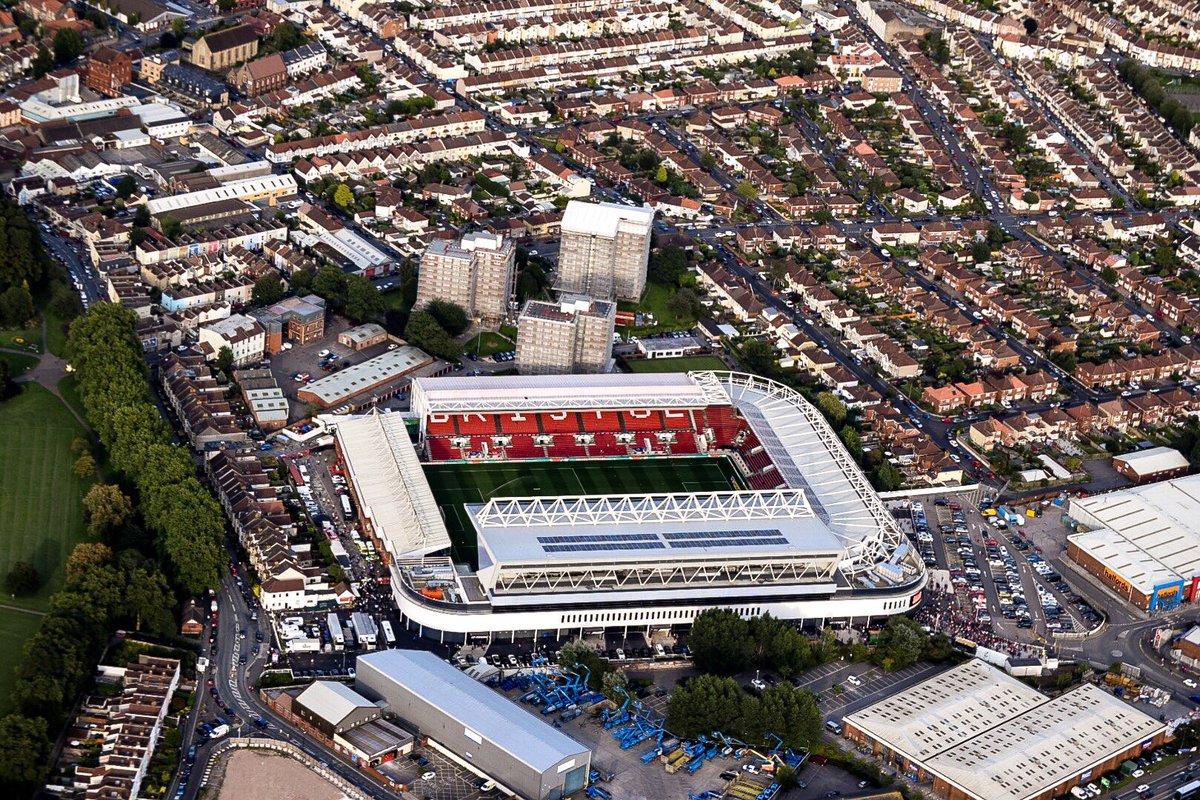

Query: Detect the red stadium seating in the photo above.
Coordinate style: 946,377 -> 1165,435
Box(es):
504,435 -> 545,460
427,439 -> 459,460
590,433 -> 626,456
457,414 -> 498,435
502,413 -> 540,434
663,410 -> 693,430
670,435 -> 700,455
549,441 -> 587,458
623,410 -> 662,431
542,412 -> 581,433
700,405 -> 745,446
580,410 -> 622,431
427,415 -> 456,435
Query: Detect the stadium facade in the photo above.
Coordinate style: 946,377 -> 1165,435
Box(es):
334,372 -> 926,642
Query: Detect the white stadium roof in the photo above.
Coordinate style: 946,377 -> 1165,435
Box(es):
410,372 -> 726,415
715,373 -> 901,564
334,412 -> 451,558
1067,474 -> 1200,594
847,660 -> 1166,800
468,489 -> 843,565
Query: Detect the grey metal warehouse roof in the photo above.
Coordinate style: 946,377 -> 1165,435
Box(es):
295,681 -> 378,726
356,650 -> 589,772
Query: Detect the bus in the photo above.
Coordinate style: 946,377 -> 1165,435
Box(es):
381,620 -> 397,648
340,494 -> 353,518
1175,780 -> 1200,800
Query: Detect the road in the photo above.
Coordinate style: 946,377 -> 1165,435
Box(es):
40,226 -> 104,306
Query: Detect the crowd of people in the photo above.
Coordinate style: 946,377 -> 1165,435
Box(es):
915,586 -> 1041,660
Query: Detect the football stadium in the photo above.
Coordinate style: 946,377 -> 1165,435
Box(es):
333,371 -> 926,643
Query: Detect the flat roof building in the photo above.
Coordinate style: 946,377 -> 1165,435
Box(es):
296,345 -> 433,410
515,294 -> 615,375
338,322 -> 388,351
1112,447 -> 1190,485
416,231 -> 515,324
1066,474 -> 1200,610
843,660 -> 1167,800
557,200 -> 653,302
355,650 -> 591,800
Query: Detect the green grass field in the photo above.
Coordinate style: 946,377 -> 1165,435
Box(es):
626,355 -> 728,373
0,351 -> 38,376
424,457 -> 742,564
0,383 -> 90,609
0,608 -> 43,714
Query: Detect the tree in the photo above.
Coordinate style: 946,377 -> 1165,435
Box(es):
312,266 -> 349,303
0,714 -> 49,790
160,216 -> 182,240
668,674 -> 747,738
0,286 -> 34,328
666,288 -> 703,321
333,183 -> 354,209
172,17 -> 187,39
291,268 -> 314,294
66,542 -> 113,582
872,460 -> 904,491
751,614 -> 812,678
654,164 -> 669,184
344,275 -> 384,323
689,608 -> 755,675
52,28 -> 83,64
72,452 -> 95,480
740,339 -> 777,375
971,240 -> 993,263
82,484 -> 133,540
5,561 -> 40,596
425,300 -> 469,336
601,670 -> 629,703
1049,350 -> 1076,373
815,392 -> 847,428
215,346 -> 235,378
1100,265 -> 1118,284
1022,190 -> 1039,207
556,639 -> 612,691
252,274 -> 285,306
114,175 -> 137,200
875,615 -> 925,671
753,684 -> 823,749
735,181 -> 759,201
266,21 -> 306,53
404,311 -> 462,361
648,246 -> 688,285
31,45 -> 52,78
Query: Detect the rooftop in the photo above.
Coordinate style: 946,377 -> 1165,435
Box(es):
355,649 -> 590,773
295,680 -> 377,726
1068,474 -> 1200,594
847,660 -> 1166,800
1112,446 -> 1190,476
561,199 -> 654,238
300,345 -> 431,406
334,411 -> 452,558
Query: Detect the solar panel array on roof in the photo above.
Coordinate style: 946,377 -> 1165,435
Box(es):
534,529 -> 789,554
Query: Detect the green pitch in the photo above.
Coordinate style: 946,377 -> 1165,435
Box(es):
423,457 -> 743,565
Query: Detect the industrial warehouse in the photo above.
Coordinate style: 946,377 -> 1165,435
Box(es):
355,650 -> 591,800
842,660 -> 1167,800
1065,474 -> 1200,610
330,371 -> 927,642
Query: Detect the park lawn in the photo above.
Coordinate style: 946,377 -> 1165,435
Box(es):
0,383 -> 90,610
620,280 -> 697,334
627,355 -> 728,373
463,331 -> 512,357
0,608 -> 43,715
58,375 -> 91,429
424,457 -> 742,566
0,325 -> 42,354
45,308 -> 72,358
1,352 -> 39,376
381,287 -> 411,313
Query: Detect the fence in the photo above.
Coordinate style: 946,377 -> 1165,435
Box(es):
200,737 -> 375,800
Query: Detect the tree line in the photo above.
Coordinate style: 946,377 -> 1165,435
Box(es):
66,304 -> 227,596
0,305 -> 230,793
